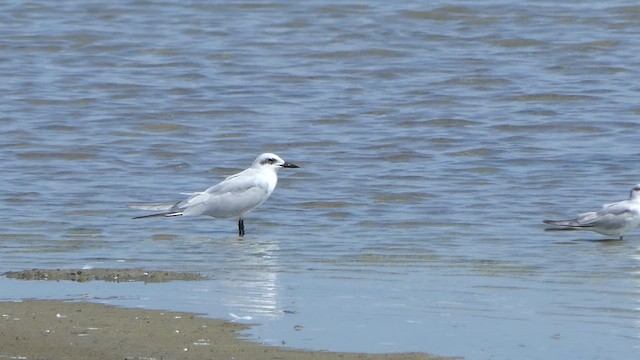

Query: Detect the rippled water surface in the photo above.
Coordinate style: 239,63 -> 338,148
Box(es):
2,1 -> 640,359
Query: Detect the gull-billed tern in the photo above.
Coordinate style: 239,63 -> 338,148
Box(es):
543,184 -> 640,240
132,153 -> 299,236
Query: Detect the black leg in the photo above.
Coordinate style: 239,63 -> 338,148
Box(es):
238,218 -> 244,237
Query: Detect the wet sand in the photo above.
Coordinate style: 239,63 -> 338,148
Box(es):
0,270 -> 457,359
0,300 -> 455,360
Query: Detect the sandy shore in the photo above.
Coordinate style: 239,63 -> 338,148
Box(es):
0,300 -> 455,360
0,269 -> 457,360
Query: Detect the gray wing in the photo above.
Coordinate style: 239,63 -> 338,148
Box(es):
601,199 -> 630,212
177,169 -> 271,217
572,203 -> 633,229
544,200 -> 633,228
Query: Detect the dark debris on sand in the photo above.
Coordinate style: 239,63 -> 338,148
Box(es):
4,268 -> 207,283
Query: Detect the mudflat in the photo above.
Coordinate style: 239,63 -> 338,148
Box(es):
0,269 -> 456,359
0,300 -> 455,360
4,268 -> 207,283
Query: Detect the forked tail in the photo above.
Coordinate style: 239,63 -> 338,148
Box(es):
542,219 -> 591,230
130,201 -> 182,219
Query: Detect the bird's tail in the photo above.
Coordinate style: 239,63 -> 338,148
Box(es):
132,211 -> 183,219
542,219 -> 591,230
130,201 -> 182,219
129,201 -> 178,212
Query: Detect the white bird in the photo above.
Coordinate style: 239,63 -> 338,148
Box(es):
543,184 -> 640,240
131,153 -> 299,236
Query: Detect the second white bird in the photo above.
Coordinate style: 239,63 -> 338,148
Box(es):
543,184 -> 640,240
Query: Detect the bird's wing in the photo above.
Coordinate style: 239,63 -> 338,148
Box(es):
178,170 -> 271,217
573,204 -> 634,228
175,169 -> 255,208
204,168 -> 259,195
602,199 -> 626,210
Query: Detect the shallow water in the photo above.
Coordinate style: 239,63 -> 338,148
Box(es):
2,0 -> 640,359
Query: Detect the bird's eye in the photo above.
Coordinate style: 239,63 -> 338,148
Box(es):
260,157 -> 278,165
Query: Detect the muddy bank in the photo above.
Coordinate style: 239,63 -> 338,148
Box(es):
0,300 -> 456,360
4,268 -> 207,283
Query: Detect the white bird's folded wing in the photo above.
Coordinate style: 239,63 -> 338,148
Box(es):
178,171 -> 271,218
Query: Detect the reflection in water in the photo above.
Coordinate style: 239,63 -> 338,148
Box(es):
219,241 -> 281,321
632,246 -> 640,347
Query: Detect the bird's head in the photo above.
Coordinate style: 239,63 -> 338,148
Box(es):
253,153 -> 299,171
